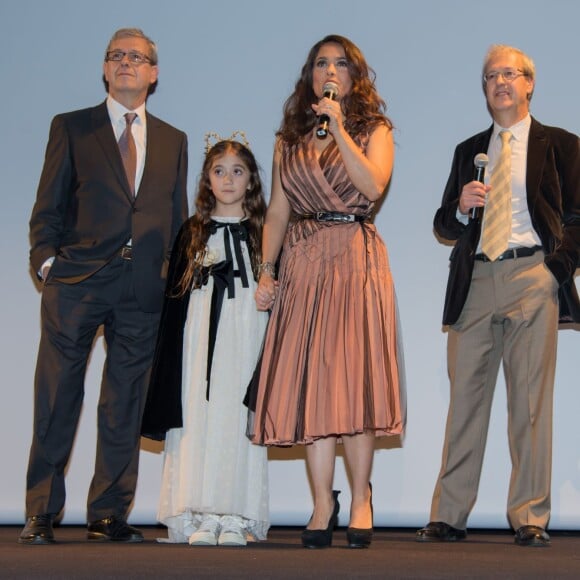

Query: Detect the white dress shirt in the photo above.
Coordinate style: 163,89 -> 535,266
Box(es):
457,114 -> 543,252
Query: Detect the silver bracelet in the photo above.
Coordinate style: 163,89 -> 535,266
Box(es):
258,261 -> 276,278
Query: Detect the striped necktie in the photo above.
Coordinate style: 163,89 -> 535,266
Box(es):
119,112 -> 137,196
481,130 -> 512,261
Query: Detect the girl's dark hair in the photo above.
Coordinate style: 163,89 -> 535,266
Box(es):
173,140 -> 266,297
277,34 -> 392,145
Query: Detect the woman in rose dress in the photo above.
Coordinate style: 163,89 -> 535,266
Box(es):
250,35 -> 406,549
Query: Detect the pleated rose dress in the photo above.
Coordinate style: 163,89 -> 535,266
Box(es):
250,134 -> 406,446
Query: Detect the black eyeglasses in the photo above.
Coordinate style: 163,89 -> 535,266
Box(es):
105,50 -> 151,65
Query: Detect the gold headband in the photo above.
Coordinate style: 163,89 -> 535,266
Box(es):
204,130 -> 251,154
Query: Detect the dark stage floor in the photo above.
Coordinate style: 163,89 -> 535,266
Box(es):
2,526 -> 580,579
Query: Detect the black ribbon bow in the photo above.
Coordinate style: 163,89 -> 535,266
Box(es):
203,220 -> 250,400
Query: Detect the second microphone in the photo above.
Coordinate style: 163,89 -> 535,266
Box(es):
470,152 -> 489,220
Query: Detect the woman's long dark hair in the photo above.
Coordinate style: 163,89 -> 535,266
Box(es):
173,140 -> 266,297
278,34 -> 392,145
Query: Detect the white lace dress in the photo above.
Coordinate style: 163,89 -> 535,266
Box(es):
157,217 -> 270,542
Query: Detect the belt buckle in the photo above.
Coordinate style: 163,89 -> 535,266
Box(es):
315,211 -> 355,223
498,248 -> 516,261
120,246 -> 132,260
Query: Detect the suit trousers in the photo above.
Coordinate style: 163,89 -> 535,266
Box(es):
430,251 -> 559,530
25,256 -> 161,521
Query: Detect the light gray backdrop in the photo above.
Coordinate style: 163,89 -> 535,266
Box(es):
1,0 -> 578,528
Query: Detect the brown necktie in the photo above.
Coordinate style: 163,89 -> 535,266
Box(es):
481,130 -> 512,261
119,112 -> 137,195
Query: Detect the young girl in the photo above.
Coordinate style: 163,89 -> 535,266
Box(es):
141,134 -> 269,546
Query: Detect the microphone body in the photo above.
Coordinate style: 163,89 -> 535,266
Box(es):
316,82 -> 339,139
470,153 -> 489,220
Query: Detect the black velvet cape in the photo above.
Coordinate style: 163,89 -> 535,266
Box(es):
140,218 -> 258,441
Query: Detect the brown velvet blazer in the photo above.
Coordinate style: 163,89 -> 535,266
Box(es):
434,117 -> 580,325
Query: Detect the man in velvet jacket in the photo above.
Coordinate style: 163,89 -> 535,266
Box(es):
20,28 -> 188,544
416,45 -> 579,547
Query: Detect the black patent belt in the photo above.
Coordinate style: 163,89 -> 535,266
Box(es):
474,245 -> 542,262
300,211 -> 367,223
119,245 -> 133,260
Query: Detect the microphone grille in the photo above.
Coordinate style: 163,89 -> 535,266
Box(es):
474,153 -> 489,169
322,82 -> 339,96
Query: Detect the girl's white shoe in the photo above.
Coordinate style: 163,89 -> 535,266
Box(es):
218,515 -> 247,546
188,515 -> 221,546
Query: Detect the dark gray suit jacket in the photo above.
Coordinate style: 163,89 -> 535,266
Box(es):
29,101 -> 188,312
434,117 -> 580,325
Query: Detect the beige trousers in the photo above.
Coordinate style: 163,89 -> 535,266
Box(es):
430,251 -> 559,530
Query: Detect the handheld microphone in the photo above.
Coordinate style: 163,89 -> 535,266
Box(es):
470,153 -> 489,220
316,82 -> 339,139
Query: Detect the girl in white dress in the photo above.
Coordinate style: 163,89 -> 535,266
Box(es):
141,135 -> 269,546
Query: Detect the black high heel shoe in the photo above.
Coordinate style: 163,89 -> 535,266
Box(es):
301,490 -> 341,549
346,483 -> 373,549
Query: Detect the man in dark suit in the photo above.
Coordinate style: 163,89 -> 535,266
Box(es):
416,45 -> 579,547
19,28 -> 188,544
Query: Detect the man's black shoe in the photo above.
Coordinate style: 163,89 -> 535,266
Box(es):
416,521 -> 467,542
514,525 -> 550,547
18,514 -> 55,545
87,515 -> 144,542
